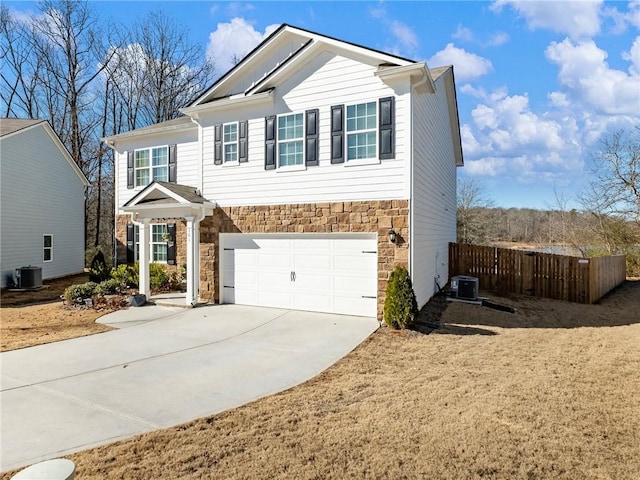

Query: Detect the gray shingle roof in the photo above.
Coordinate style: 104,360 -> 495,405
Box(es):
0,118 -> 45,137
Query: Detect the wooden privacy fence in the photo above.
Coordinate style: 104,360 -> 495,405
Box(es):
449,243 -> 626,304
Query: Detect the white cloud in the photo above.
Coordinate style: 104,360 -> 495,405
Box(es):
629,0 -> 640,29
206,18 -> 280,76
545,38 -> 640,116
485,31 -> 509,47
461,89 -> 582,182
453,25 -> 474,42
390,20 -> 419,52
492,0 -> 603,39
428,43 -> 493,81
622,36 -> 640,75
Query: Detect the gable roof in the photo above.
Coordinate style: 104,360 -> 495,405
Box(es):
123,181 -> 214,208
189,24 -> 431,108
102,115 -> 195,144
0,118 -> 90,186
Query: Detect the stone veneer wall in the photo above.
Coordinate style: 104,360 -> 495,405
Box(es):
116,199 -> 409,318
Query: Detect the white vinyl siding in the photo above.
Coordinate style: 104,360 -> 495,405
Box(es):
0,125 -> 86,287
411,73 -> 458,310
199,52 -> 409,207
115,130 -> 199,211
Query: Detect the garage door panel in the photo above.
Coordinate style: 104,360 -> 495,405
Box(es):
221,234 -> 377,317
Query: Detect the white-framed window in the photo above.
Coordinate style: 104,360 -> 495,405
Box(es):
135,146 -> 168,187
134,224 -> 168,262
346,102 -> 377,161
277,113 -> 304,167
43,234 -> 53,262
223,123 -> 238,163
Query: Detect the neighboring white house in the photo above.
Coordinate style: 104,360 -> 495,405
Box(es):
103,24 -> 463,318
0,119 -> 90,288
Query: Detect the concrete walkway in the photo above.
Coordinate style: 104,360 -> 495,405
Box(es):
0,305 -> 378,472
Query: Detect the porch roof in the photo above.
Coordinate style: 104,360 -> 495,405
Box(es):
122,181 -> 216,220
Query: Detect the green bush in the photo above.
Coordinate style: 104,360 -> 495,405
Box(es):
64,282 -> 98,305
95,278 -> 121,296
111,264 -> 135,289
149,263 -> 170,290
89,250 -> 111,283
384,265 -> 418,329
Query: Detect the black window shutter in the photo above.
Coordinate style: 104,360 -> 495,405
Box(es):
305,109 -> 319,167
126,224 -> 135,264
265,115 -> 276,170
239,120 -> 248,163
330,105 -> 344,164
379,96 -> 395,160
167,223 -> 176,265
214,124 -> 222,165
168,144 -> 177,182
127,151 -> 134,188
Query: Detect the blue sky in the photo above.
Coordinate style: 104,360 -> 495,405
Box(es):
7,1 -> 640,209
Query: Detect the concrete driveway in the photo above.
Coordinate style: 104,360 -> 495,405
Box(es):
0,305 -> 378,472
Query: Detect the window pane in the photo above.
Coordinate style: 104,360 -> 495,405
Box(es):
278,113 -> 303,141
44,248 -> 52,262
278,140 -> 303,167
347,132 -> 376,160
224,123 -> 237,142
153,166 -> 168,182
152,147 -> 168,166
152,224 -> 168,242
225,144 -> 238,162
135,150 -> 149,168
346,102 -> 376,133
153,244 -> 168,262
136,169 -> 150,186
43,235 -> 52,248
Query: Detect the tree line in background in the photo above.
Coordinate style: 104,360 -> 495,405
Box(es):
1,0 -> 215,261
458,128 -> 640,276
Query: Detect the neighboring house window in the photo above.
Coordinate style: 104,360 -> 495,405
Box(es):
134,224 -> 168,262
135,146 -> 168,187
43,235 -> 53,262
223,123 -> 238,162
346,102 -> 377,161
278,113 -> 304,167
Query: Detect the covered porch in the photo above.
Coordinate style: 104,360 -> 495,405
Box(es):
121,181 -> 216,307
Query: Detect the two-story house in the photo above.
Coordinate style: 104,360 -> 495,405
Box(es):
103,24 -> 463,318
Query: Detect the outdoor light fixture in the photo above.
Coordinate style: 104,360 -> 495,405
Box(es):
388,229 -> 397,244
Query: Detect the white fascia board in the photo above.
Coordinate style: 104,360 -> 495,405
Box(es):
101,121 -> 196,147
180,89 -> 274,119
375,62 -> 436,94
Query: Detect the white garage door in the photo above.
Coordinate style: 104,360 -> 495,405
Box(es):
221,234 -> 377,317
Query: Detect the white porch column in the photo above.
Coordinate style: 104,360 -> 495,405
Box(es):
138,219 -> 151,298
185,216 -> 201,306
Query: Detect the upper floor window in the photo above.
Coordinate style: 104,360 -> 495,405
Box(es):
223,123 -> 238,162
278,113 -> 304,167
346,102 -> 377,161
135,146 -> 168,187
43,234 -> 53,262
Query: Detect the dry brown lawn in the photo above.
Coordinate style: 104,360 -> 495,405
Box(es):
1,274 -> 114,351
2,280 -> 639,479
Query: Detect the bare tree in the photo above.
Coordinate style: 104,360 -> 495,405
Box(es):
457,178 -> 496,244
583,129 -> 640,223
